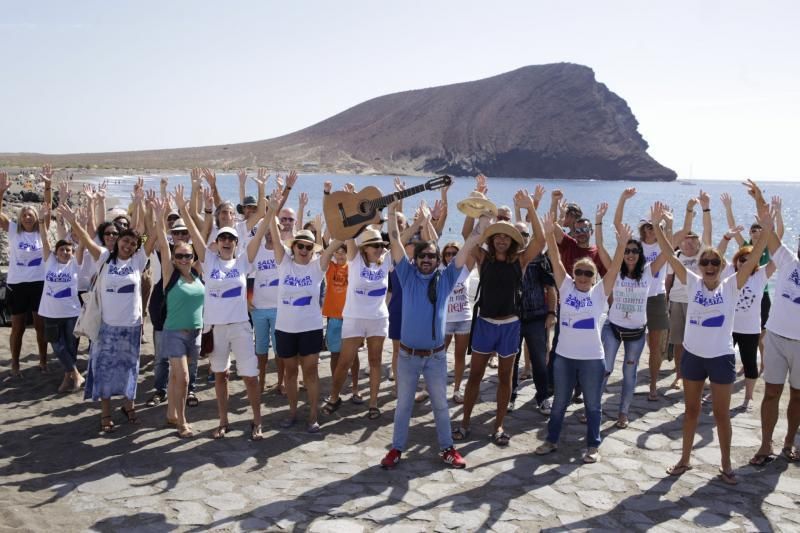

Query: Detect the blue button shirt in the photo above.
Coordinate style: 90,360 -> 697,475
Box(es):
395,259 -> 463,350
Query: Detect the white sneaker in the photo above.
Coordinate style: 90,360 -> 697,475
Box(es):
537,399 -> 552,416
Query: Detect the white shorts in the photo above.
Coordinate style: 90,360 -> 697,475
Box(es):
208,322 -> 258,377
341,316 -> 389,340
763,329 -> 800,389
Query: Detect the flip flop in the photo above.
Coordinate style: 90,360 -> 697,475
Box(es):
718,468 -> 739,485
322,397 -> 343,415
615,419 -> 629,429
250,422 -> 264,441
350,393 -> 365,405
452,427 -> 470,441
367,407 -> 381,420
177,425 -> 195,438
666,464 -> 693,476
781,447 -> 800,462
492,431 -> 511,446
749,454 -> 776,467
211,424 -> 229,439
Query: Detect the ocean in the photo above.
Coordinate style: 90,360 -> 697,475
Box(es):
93,174 -> 799,247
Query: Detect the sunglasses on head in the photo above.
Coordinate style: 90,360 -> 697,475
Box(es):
624,248 -> 640,255
417,252 -> 438,260
574,268 -> 595,278
174,253 -> 193,260
104,231 -> 119,237
294,242 -> 314,251
699,258 -> 721,267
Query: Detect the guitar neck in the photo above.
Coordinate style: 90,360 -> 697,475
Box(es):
368,183 -> 428,211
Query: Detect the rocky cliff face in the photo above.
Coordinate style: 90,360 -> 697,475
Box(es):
1,63 -> 676,181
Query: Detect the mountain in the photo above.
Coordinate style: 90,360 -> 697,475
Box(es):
0,63 -> 676,181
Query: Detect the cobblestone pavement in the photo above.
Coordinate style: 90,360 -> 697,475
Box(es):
1,328 -> 798,532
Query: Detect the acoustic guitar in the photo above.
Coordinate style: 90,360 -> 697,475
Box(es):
324,175 -> 452,240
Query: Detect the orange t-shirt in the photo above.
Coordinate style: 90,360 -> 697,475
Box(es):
322,262 -> 348,319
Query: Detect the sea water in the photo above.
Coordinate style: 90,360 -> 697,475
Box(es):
93,174 -> 799,247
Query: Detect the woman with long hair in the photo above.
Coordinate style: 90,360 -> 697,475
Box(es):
324,228 -> 391,419
535,213 -> 630,463
653,197 -> 771,485
0,170 -> 51,376
441,241 -> 472,403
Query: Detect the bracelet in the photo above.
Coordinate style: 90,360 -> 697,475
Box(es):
702,208 -> 710,213
723,235 -> 731,240
686,208 -> 694,213
285,186 -> 292,191
595,222 -> 602,226
323,191 -> 330,195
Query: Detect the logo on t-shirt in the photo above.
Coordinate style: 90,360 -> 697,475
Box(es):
210,268 -> 241,280
564,293 -> 593,310
360,266 -> 386,282
257,259 -> 277,271
17,241 -> 41,252
283,275 -> 312,287
693,290 -> 724,307
736,285 -> 757,312
108,264 -> 135,276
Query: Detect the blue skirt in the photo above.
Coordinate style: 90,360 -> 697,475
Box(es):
84,322 -> 141,401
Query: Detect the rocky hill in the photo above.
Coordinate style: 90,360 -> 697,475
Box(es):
1,63 -> 676,181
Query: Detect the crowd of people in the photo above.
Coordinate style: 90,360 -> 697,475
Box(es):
1,167 -> 798,481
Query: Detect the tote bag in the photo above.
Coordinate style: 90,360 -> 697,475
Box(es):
73,260 -> 107,341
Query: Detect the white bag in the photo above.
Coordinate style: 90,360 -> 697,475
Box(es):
73,261 -> 106,341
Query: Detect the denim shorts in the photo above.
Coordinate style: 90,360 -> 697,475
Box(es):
251,307 -> 277,355
680,349 -> 735,385
445,320 -> 472,336
162,328 -> 201,360
471,317 -> 520,358
326,318 -> 343,353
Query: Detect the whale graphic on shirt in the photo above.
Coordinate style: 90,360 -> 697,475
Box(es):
355,287 -> 387,297
561,317 -> 595,330
17,257 -> 42,267
282,295 -> 312,306
689,310 -> 725,327
208,286 -> 242,299
48,287 -> 72,299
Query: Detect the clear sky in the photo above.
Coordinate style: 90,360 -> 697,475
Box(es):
2,1 -> 799,180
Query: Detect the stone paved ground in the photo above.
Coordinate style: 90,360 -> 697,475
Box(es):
1,327 -> 799,532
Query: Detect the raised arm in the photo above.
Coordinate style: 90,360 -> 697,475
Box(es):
296,192 -> 308,232
202,168 -> 222,207
549,189 -> 566,244
58,204 -> 104,261
40,165 -> 53,223
736,205 -> 773,290
431,196 -> 447,237
743,179 -> 781,255
771,195 -> 784,240
542,213 -> 567,288
237,169 -> 248,204
651,202 -> 686,284
247,195 -> 275,263
717,225 -> 744,258
153,199 -> 175,284
38,203 -> 52,261
175,184 -> 206,263
698,190 -> 712,247
453,216 -> 488,270
719,193 -> 745,247
613,187 -> 636,228
277,171 -> 298,213
266,194 -> 286,264
0,172 -> 10,231
602,223 -> 632,297
387,196 -> 406,264
254,168 -> 269,220
594,201 -> 612,270
516,190 -> 546,268
319,238 -> 343,272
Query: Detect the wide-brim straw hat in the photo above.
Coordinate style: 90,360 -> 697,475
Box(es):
457,191 -> 498,219
283,229 -> 323,254
355,228 -> 388,247
481,221 -> 524,247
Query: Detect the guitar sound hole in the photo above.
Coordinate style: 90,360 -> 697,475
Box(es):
358,200 -> 371,215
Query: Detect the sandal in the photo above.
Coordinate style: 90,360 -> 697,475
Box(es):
100,415 -> 116,433
452,427 -> 470,441
177,425 -> 194,438
121,406 -> 140,425
648,391 -> 659,402
367,407 -> 381,420
718,468 -> 738,485
666,463 -> 693,476
749,453 -> 776,467
186,392 -> 199,407
166,418 -> 179,427
307,422 -> 321,434
781,447 -> 800,462
350,393 -> 364,405
211,424 -> 229,439
146,392 -> 165,407
534,441 -> 557,455
492,431 -> 511,446
583,447 -> 600,464
322,397 -> 343,415
250,422 -> 264,441
615,418 -> 629,429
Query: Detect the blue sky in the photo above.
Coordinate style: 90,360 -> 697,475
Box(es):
2,1 -> 799,180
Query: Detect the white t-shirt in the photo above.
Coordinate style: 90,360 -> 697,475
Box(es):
683,271 -> 738,357
765,245 -> 800,340
725,265 -> 768,335
342,252 -> 391,320
251,246 -> 280,309
556,277 -> 606,360
77,248 -> 96,291
203,252 -> 251,326
38,255 -> 81,319
608,266 -> 655,329
275,250 -> 325,333
150,251 -> 162,286
7,221 -> 45,283
97,248 -> 148,327
667,250 -> 701,303
642,241 -> 666,296
446,266 -> 473,323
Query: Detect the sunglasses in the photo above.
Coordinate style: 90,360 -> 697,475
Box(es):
417,252 -> 438,260
573,227 -> 592,235
365,243 -> 384,249
496,216 -> 511,222
624,248 -> 640,255
217,234 -> 237,242
171,230 -> 189,236
104,231 -> 119,237
699,258 -> 721,267
294,242 -> 314,251
174,253 -> 193,260
520,232 -> 530,238
280,217 -> 296,223
114,220 -> 129,227
574,268 -> 595,278
167,216 -> 180,221
737,255 -> 750,263
641,224 -> 654,230
443,251 -> 457,257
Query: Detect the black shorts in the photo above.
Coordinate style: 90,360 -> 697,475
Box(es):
275,329 -> 324,358
760,292 -> 771,330
7,281 -> 44,315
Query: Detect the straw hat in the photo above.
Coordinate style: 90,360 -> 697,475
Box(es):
481,221 -> 524,247
169,218 -> 189,232
355,228 -> 388,247
457,191 -> 497,218
283,229 -> 323,253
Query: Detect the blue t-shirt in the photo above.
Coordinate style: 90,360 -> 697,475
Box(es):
396,259 -> 462,350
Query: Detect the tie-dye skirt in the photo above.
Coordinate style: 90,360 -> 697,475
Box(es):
84,322 -> 141,401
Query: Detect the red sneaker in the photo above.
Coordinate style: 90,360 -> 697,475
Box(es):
440,447 -> 466,469
381,448 -> 402,469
